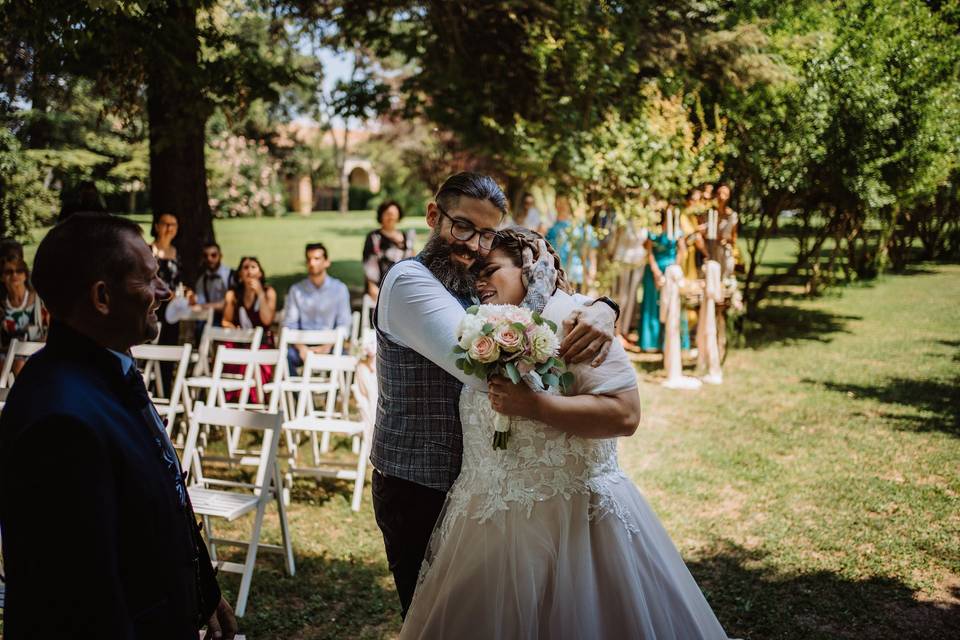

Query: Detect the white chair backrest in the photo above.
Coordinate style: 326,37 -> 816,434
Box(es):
350,310 -> 361,345
302,352 -> 357,378
0,339 -> 45,388
193,326 -> 263,375
295,353 -> 357,418
182,402 -> 282,488
131,344 -> 192,429
131,343 -> 191,362
276,327 -> 345,378
360,294 -> 374,339
183,306 -> 215,323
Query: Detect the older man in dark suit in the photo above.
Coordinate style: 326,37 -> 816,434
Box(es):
0,213 -> 237,639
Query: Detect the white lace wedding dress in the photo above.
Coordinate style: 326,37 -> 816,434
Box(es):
400,291 -> 729,639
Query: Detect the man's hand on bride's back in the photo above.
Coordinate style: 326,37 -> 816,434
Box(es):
559,302 -> 616,367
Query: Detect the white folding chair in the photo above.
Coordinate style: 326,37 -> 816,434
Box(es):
186,327 -> 263,403
282,353 -> 374,511
192,326 -> 263,377
360,293 -> 374,341
350,310 -> 361,346
270,328 -> 347,452
131,343 -> 192,437
0,339 -> 44,388
181,403 -> 293,618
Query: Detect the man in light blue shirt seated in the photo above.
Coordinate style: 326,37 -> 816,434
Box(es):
283,242 -> 352,373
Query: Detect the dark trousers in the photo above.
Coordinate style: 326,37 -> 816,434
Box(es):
371,470 -> 447,618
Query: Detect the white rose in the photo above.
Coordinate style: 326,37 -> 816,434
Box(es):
457,314 -> 486,349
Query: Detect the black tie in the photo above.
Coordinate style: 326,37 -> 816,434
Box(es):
123,365 -> 187,508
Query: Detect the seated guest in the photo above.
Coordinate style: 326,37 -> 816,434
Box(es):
0,212 -> 236,639
194,241 -> 234,326
0,239 -> 25,301
150,212 -> 185,389
1,256 -> 47,343
222,256 -> 276,403
1,256 -> 49,377
283,242 -> 352,373
362,200 -> 416,301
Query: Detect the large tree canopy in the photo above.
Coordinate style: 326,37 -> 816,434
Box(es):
0,0 -> 298,281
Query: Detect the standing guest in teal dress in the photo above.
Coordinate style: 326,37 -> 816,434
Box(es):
639,213 -> 690,352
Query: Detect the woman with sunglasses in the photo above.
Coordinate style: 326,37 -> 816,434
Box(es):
1,257 -> 49,375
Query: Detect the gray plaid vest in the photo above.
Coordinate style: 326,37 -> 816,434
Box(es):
369,257 -> 473,492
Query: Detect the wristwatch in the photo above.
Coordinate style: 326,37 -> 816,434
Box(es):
591,296 -> 621,321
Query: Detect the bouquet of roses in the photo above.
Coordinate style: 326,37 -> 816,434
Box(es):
454,304 -> 575,449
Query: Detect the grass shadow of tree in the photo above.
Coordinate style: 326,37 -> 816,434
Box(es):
218,553 -> 400,639
810,377 -> 960,438
688,541 -> 960,640
741,305 -> 860,350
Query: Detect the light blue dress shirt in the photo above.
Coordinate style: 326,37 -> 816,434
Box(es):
283,275 -> 352,331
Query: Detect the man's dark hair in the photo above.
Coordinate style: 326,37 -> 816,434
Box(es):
305,242 -> 328,259
435,172 -> 508,218
203,241 -> 222,252
376,200 -> 405,224
33,212 -> 144,317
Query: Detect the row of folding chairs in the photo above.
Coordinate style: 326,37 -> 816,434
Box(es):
0,313 -> 379,619
178,350 -> 376,617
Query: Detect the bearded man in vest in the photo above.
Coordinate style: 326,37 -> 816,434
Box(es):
371,172 -> 620,617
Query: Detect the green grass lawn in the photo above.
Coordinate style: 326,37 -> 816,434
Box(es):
14,215 -> 960,638
197,263 -> 959,639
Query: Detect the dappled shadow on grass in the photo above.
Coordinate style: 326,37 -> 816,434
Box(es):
689,541 -> 960,640
937,340 -> 960,363
218,552 -> 400,639
742,305 -> 860,350
809,377 -> 960,438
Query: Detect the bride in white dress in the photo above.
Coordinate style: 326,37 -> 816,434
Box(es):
400,227 -> 729,639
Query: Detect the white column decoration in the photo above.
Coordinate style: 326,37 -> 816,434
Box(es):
660,264 -> 702,390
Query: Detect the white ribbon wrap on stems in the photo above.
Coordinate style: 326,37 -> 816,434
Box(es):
660,264 -> 701,390
696,260 -> 724,385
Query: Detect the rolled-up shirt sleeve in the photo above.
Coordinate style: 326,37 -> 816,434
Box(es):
378,261 -> 486,390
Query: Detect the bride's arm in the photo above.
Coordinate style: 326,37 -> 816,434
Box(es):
488,378 -> 641,438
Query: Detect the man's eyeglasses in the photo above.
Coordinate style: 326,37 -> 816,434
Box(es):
3,268 -> 25,276
436,202 -> 499,250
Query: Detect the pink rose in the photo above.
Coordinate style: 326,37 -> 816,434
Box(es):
469,335 -> 501,363
494,325 -> 524,352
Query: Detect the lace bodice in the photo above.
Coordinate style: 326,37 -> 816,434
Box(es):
434,384 -> 640,540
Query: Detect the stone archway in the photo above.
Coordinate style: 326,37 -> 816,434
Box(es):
343,158 -> 380,194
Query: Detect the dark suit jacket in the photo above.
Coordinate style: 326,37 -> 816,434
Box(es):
0,322 -> 221,639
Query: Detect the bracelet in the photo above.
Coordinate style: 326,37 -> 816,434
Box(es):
591,296 -> 621,321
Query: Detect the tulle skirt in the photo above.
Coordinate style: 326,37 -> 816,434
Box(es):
400,478 -> 728,639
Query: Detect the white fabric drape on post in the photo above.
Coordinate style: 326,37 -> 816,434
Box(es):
696,260 -> 723,385
660,265 -> 701,390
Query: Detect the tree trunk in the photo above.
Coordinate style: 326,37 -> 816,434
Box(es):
146,1 -> 213,286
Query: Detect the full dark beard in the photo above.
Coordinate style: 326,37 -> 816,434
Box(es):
419,232 -> 477,298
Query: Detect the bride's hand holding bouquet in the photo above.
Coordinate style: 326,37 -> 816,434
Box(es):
454,304 -> 574,449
